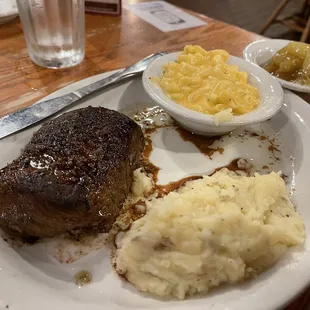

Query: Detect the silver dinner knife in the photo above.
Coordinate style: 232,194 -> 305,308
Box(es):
0,52 -> 167,140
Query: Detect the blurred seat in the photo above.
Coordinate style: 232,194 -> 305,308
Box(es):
260,0 -> 310,42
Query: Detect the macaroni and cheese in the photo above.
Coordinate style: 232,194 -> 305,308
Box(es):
159,45 -> 260,121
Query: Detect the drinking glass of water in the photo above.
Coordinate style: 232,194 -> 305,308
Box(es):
16,0 -> 85,69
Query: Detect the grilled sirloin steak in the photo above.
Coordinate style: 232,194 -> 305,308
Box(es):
0,107 -> 144,238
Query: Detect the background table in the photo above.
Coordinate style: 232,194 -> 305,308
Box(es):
0,1 -> 309,308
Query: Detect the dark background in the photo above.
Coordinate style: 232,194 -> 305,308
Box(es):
167,0 -> 305,39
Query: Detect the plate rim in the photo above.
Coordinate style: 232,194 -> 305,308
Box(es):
1,71 -> 310,310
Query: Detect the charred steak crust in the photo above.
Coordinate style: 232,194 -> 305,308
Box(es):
0,107 -> 144,238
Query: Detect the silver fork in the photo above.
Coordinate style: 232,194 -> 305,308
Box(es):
0,52 -> 167,139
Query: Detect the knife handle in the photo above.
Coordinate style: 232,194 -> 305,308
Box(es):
72,69 -> 128,98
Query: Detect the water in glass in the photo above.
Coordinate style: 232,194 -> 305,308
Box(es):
16,0 -> 85,69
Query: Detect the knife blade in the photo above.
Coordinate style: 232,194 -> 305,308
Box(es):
0,52 -> 167,140
0,69 -> 124,140
0,93 -> 81,139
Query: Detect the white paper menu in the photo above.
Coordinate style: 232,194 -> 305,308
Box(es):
124,1 -> 207,32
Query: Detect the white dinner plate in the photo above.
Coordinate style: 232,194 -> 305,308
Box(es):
0,0 -> 18,24
0,71 -> 310,310
243,39 -> 310,93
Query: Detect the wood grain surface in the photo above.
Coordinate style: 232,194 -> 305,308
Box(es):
0,0 -> 309,308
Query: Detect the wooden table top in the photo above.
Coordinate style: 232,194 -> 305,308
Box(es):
0,1 -> 309,309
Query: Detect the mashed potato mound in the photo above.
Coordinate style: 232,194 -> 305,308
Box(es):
115,169 -> 305,299
131,168 -> 153,197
